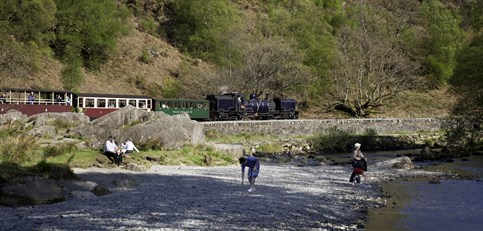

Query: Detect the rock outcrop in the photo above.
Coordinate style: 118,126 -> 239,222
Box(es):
73,105 -> 204,149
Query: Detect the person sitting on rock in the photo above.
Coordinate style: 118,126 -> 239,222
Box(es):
123,139 -> 139,158
104,136 -> 122,166
239,155 -> 260,192
349,143 -> 367,184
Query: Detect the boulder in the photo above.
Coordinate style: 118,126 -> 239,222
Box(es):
29,112 -> 89,128
112,175 -> 138,188
0,110 -> 27,125
374,157 -> 415,170
0,177 -> 65,207
92,185 -> 111,196
75,106 -> 204,149
205,142 -> 244,158
27,125 -> 56,137
126,163 -> 147,172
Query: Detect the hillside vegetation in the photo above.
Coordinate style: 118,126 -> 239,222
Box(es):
0,0 -> 481,119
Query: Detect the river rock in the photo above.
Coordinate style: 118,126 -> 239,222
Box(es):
0,177 -> 65,207
374,157 -> 415,170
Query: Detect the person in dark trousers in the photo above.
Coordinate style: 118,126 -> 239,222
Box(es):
239,155 -> 260,192
103,136 -> 123,167
349,143 -> 367,184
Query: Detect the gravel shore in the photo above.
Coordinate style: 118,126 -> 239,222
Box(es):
0,162 -> 432,230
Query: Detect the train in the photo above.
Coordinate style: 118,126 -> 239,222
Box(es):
0,88 -> 299,121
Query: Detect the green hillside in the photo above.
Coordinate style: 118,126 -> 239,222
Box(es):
0,0 -> 481,119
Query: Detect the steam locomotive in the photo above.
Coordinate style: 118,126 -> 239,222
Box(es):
205,93 -> 299,120
0,88 -> 299,121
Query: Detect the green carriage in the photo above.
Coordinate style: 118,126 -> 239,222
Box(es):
154,98 -> 210,121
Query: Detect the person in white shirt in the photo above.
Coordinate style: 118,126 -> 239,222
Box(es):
123,139 -> 139,158
103,136 -> 122,166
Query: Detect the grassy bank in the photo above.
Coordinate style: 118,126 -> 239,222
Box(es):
0,134 -> 237,182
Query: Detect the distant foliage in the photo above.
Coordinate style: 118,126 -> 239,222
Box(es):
445,18 -> 483,149
53,0 -> 130,70
420,0 -> 465,86
0,0 -> 55,78
0,0 -> 56,45
61,55 -> 83,92
260,0 -> 341,97
0,36 -> 38,78
308,127 -> 354,153
165,0 -> 241,66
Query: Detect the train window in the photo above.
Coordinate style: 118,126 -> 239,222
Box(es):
86,98 -> 95,107
40,92 -> 51,104
128,100 -> 136,107
78,98 -> 84,107
97,99 -> 106,108
119,99 -> 127,107
108,99 -> 116,108
138,100 -> 146,108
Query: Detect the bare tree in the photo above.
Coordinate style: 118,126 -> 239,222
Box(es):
231,37 -> 309,98
327,4 -> 418,117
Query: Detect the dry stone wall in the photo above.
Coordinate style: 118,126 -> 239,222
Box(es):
202,118 -> 442,136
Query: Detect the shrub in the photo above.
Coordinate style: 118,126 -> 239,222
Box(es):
139,49 -> 152,64
0,135 -> 41,165
43,143 -> 78,158
308,127 -> 355,153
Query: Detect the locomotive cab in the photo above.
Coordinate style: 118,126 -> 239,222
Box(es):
206,93 -> 246,120
273,97 -> 299,119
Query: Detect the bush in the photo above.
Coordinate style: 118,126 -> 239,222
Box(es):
43,143 -> 78,158
139,49 -> 152,64
0,135 -> 41,165
308,127 -> 355,153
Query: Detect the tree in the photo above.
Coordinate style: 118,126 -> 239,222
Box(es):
0,0 -> 56,45
327,3 -> 418,117
165,0 -> 240,67
231,37 -> 309,97
53,0 -> 130,70
420,0 -> 465,86
261,0 -> 340,98
445,0 -> 483,148
0,0 -> 56,80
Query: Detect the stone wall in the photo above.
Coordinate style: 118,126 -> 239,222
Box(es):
202,118 -> 442,136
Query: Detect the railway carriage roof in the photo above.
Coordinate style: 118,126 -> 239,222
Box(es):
76,92 -> 151,99
155,98 -> 208,102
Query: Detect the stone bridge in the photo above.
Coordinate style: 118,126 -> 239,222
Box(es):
202,118 -> 442,137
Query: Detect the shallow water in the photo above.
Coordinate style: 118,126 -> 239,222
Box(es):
366,155 -> 483,231
399,179 -> 483,231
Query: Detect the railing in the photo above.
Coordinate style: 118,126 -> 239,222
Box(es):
0,98 -> 72,105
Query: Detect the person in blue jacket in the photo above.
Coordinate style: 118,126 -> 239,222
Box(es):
239,155 -> 260,192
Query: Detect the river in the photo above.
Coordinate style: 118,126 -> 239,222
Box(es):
364,154 -> 483,231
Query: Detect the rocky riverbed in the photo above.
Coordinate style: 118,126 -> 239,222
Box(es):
0,160 -> 441,231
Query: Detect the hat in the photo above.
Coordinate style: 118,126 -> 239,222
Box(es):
354,143 -> 361,148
